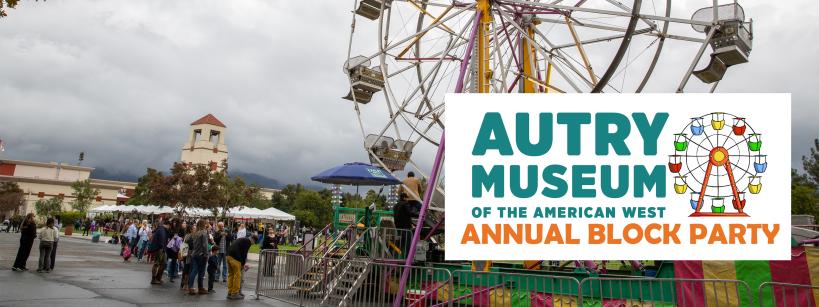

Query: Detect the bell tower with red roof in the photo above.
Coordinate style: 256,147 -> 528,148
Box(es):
181,114 -> 228,171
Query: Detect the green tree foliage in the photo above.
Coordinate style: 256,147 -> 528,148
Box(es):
793,138 -> 819,220
128,161 -> 271,216
128,168 -> 166,205
35,196 -> 62,218
291,190 -> 332,227
70,179 -> 100,213
0,181 -> 25,213
272,184 -> 306,213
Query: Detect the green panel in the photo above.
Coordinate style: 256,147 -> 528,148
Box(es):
735,260 -> 772,306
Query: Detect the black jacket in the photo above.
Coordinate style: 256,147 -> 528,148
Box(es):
213,229 -> 233,253
20,221 -> 36,239
149,226 -> 168,252
228,237 -> 253,265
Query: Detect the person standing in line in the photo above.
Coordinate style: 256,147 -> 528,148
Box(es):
126,221 -> 138,255
187,220 -> 209,295
12,213 -> 37,271
37,218 -> 57,273
49,216 -> 61,271
149,219 -> 169,285
165,220 -> 181,282
137,222 -> 149,262
81,218 -> 89,236
401,171 -> 424,212
235,223 -> 247,239
206,245 -> 219,294
226,233 -> 258,300
213,221 -> 233,282
180,223 -> 194,291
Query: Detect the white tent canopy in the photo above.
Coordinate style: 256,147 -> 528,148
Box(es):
88,205 -> 295,221
261,207 -> 295,221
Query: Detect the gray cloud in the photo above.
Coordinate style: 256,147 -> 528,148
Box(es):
0,0 -> 816,185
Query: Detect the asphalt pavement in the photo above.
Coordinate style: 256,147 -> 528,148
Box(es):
0,231 -> 285,306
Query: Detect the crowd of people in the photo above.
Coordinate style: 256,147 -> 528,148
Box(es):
8,213 -> 293,301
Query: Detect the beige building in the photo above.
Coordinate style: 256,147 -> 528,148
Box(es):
0,159 -> 135,216
181,114 -> 229,171
0,113 -> 278,217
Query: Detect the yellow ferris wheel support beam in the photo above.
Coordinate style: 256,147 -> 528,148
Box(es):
476,0 -> 492,93
520,19 -> 540,93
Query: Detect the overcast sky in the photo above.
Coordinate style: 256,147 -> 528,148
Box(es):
0,1 -> 817,185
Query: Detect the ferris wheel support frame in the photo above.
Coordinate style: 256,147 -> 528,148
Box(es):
393,6 -> 483,306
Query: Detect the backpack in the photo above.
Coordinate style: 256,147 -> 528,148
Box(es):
179,242 -> 189,258
122,246 -> 131,260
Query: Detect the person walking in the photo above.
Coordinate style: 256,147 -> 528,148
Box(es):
12,213 -> 37,271
226,233 -> 258,300
149,219 -> 169,285
37,218 -> 57,273
213,221 -> 233,282
187,220 -> 209,295
49,216 -> 61,271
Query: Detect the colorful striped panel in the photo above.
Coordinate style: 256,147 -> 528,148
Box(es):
806,247 -> 819,305
701,261 -> 742,306
769,247 -> 815,306
734,260 -> 772,307
673,260 -> 705,306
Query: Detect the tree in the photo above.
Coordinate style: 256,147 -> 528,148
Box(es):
70,179 -> 100,213
35,196 -> 62,218
793,138 -> 819,220
802,139 -> 819,185
0,0 -> 45,19
0,181 -> 25,214
128,168 -> 166,205
291,190 -> 332,227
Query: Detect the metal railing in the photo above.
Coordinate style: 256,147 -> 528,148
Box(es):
580,277 -> 754,306
366,227 -> 415,261
449,270 -> 582,307
256,249 -> 453,306
758,282 -> 819,307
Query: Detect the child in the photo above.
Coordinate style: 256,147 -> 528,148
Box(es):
206,245 -> 219,293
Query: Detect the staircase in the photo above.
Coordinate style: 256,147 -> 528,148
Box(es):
320,261 -> 370,306
289,224 -> 365,295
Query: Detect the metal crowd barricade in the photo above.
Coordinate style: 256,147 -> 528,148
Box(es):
580,277 -> 753,306
255,250 -> 308,305
448,270 -> 582,307
757,282 -> 819,307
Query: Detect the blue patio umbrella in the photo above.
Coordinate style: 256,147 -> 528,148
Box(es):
311,162 -> 401,186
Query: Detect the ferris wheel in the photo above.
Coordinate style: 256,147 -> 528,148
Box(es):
669,112 -> 765,217
340,0 -> 755,214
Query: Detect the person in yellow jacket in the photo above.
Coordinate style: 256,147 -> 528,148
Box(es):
226,233 -> 258,300
401,172 -> 424,212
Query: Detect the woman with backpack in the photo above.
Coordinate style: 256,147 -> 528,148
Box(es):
179,223 -> 195,291
166,223 -> 182,282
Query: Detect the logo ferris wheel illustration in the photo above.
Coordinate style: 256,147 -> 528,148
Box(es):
668,112 -> 766,217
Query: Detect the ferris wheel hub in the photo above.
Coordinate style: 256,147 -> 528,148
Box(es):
709,147 -> 729,166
